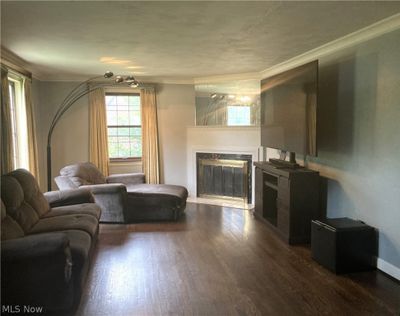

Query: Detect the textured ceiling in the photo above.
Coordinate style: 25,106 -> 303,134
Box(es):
1,1 -> 400,81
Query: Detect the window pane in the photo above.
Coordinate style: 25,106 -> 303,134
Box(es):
117,104 -> 129,111
130,110 -> 141,125
128,96 -> 140,106
117,111 -> 130,125
108,127 -> 118,136
116,95 -> 129,105
106,95 -> 117,106
118,143 -> 130,157
107,111 -> 117,125
106,94 -> 142,159
129,127 -> 141,136
117,127 -> 130,136
118,136 -> 130,143
131,137 -> 142,157
227,106 -> 251,126
108,141 -> 119,158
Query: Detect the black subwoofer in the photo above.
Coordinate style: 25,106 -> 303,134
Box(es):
311,217 -> 377,274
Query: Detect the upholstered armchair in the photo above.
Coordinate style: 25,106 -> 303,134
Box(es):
55,162 -> 188,223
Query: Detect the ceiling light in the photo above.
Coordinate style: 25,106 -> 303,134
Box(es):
104,71 -> 113,78
211,93 -> 217,99
115,76 -> 124,83
129,80 -> 140,88
125,75 -> 135,83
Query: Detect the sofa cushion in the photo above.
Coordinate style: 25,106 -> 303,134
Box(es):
29,214 -> 99,239
44,189 -> 95,208
8,169 -> 50,217
60,162 -> 106,187
1,200 -> 25,241
126,184 -> 188,200
124,184 -> 188,223
1,175 -> 40,233
44,203 -> 101,220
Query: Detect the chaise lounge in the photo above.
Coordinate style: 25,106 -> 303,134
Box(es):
55,162 -> 188,223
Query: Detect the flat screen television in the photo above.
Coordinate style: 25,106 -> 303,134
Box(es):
261,60 -> 318,165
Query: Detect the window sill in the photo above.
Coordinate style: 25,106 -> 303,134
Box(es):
109,158 -> 142,163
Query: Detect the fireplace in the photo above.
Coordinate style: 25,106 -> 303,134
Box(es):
196,153 -> 252,203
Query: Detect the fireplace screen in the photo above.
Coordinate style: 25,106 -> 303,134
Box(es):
196,153 -> 252,203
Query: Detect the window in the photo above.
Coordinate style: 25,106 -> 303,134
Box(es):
8,76 -> 29,169
227,105 -> 251,126
106,93 -> 141,160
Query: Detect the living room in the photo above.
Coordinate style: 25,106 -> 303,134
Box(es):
1,1 -> 400,315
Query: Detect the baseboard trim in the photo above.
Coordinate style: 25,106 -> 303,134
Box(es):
377,258 -> 400,281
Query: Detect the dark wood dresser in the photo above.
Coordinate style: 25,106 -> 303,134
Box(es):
254,162 -> 319,244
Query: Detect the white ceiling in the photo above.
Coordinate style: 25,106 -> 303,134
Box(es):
2,1 -> 400,82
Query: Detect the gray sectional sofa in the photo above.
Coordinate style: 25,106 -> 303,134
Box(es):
1,169 -> 100,315
55,162 -> 188,223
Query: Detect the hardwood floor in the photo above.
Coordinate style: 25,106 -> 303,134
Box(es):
77,203 -> 400,316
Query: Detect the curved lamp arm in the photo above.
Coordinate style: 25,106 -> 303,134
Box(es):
46,71 -> 139,191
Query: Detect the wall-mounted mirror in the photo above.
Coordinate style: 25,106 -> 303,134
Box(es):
195,79 -> 260,126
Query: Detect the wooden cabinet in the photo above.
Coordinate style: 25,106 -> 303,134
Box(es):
254,162 -> 319,244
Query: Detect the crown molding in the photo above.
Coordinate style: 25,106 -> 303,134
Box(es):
144,77 -> 194,85
194,72 -> 261,85
192,13 -> 400,84
260,12 -> 400,79
1,46 -> 33,78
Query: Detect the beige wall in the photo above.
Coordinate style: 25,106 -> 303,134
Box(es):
156,84 -> 195,185
34,81 -> 89,190
34,82 -> 195,190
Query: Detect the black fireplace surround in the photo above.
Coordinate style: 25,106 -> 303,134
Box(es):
196,153 -> 252,203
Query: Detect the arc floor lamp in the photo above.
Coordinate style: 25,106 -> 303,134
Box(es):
46,71 -> 140,191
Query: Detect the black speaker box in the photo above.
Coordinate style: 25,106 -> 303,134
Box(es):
311,217 -> 377,274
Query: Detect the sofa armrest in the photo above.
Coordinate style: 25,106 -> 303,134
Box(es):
107,173 -> 145,185
80,183 -> 127,194
1,233 -> 73,307
80,184 -> 127,222
44,189 -> 95,207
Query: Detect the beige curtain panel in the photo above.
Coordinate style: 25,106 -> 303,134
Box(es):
1,68 -> 14,174
89,87 -> 109,176
141,87 -> 160,184
24,79 -> 40,180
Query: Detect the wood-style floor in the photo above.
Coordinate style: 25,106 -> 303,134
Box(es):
77,203 -> 400,316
